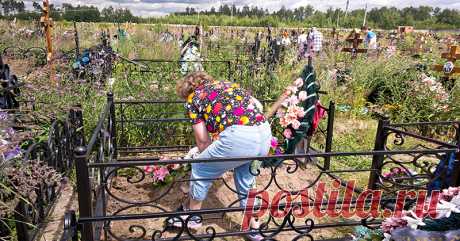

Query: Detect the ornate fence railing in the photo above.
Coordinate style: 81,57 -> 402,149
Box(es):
0,106 -> 85,241
61,93 -> 460,241
2,46 -> 48,66
115,57 -> 292,103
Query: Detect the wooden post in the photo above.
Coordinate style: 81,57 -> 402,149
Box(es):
368,117 -> 389,190
40,0 -> 56,86
74,21 -> 80,60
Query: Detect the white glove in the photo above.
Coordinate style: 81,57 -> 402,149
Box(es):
185,147 -> 200,159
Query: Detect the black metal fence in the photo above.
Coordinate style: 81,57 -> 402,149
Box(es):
115,59 -> 233,101
2,46 -> 48,66
61,93 -> 460,241
0,106 -> 85,241
115,57 -> 289,102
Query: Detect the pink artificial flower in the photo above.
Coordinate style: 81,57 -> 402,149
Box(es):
294,78 -> 304,87
281,99 -> 289,107
287,105 -> 305,118
291,120 -> 301,129
298,91 -> 308,101
144,165 -> 155,174
270,137 -> 278,149
276,109 -> 285,118
381,216 -> 408,233
153,166 -> 170,182
283,129 -> 293,139
286,95 -> 300,106
279,116 -> 289,127
286,85 -> 298,94
255,114 -> 265,122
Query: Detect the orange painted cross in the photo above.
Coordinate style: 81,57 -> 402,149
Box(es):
342,31 -> 367,59
40,0 -> 56,86
40,0 -> 53,62
432,45 -> 460,77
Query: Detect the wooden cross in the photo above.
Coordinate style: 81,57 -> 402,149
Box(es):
331,28 -> 342,49
432,45 -> 460,79
40,0 -> 53,62
412,35 -> 427,56
40,0 -> 56,86
342,31 -> 367,58
445,37 -> 456,51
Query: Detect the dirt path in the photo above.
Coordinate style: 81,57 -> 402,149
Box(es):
36,182 -> 78,241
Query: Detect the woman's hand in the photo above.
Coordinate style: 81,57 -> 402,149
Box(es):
192,122 -> 212,152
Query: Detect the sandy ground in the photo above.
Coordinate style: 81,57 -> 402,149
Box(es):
105,156 -> 355,241
36,183 -> 78,241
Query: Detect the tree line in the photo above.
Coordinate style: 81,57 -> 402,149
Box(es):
0,0 -> 139,23
1,0 -> 459,30
170,4 -> 460,29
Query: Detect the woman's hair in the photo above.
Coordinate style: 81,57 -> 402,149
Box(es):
176,71 -> 215,99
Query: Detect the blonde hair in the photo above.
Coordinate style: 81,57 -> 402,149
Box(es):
176,71 -> 215,99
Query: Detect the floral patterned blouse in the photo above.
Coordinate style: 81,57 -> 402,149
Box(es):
185,80 -> 266,134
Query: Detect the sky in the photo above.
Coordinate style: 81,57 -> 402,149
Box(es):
22,0 -> 460,17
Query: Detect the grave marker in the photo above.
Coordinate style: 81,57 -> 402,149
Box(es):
331,28 -> 341,50
40,0 -> 56,86
412,34 -> 429,56
432,45 -> 460,88
40,0 -> 53,62
342,31 -> 367,58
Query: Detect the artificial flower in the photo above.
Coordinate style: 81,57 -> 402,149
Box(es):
436,199 -> 460,219
298,91 -> 308,101
286,85 -> 298,95
283,129 -> 293,139
291,120 -> 301,129
294,78 -> 304,87
402,211 -> 426,230
270,137 -> 278,149
382,233 -> 392,241
153,166 -> 170,182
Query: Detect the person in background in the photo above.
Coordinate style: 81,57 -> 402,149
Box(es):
310,27 -> 323,55
362,26 -> 377,50
281,30 -> 291,46
171,72 -> 272,241
297,30 -> 308,60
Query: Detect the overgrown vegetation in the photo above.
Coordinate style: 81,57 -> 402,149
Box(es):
1,2 -> 460,29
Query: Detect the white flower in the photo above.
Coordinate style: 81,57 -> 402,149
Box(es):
402,212 -> 425,230
382,233 -> 392,241
450,194 -> 460,207
436,199 -> 460,219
